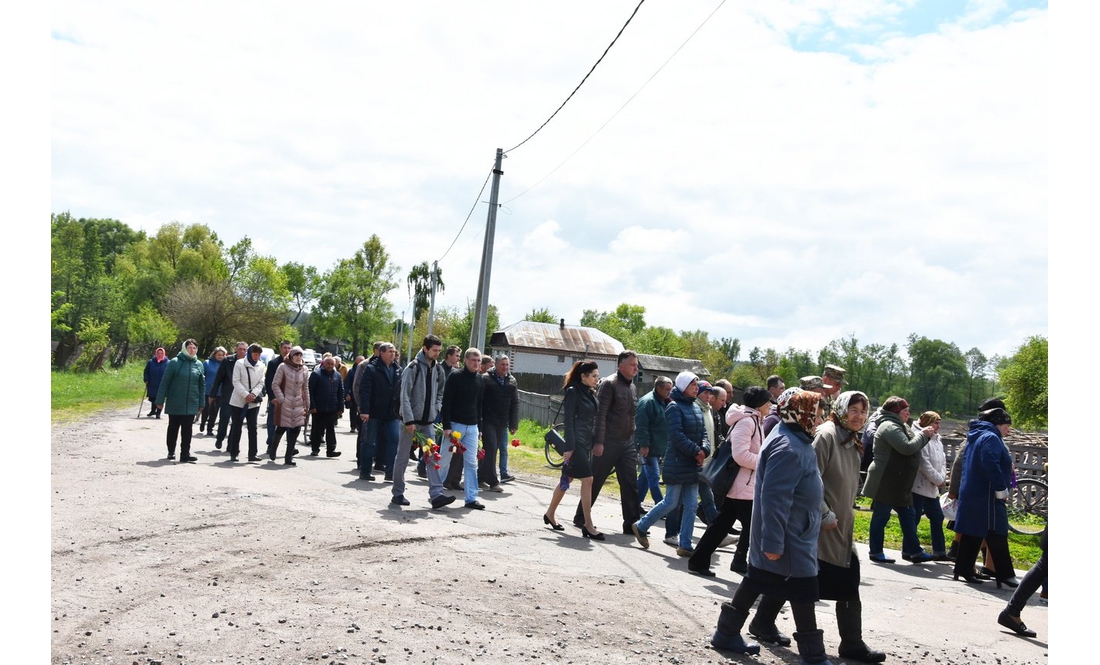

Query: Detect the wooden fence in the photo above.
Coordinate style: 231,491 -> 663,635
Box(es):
942,437 -> 1048,482
518,389 -> 561,428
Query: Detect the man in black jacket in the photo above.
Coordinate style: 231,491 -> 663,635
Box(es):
478,354 -> 519,491
211,341 -> 247,450
357,343 -> 401,480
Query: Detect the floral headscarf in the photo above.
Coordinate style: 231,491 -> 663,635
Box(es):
774,386 -> 801,411
832,390 -> 869,433
779,389 -> 822,435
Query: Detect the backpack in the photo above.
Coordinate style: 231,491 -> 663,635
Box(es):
700,417 -> 754,510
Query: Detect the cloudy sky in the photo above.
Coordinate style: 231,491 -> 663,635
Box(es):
50,0 -> 1048,360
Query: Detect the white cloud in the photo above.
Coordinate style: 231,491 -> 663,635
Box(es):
51,1 -> 1046,359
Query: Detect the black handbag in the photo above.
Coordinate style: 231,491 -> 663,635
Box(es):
544,394 -> 567,454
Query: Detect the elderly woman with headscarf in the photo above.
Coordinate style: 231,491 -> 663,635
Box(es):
709,390 -> 837,665
143,347 -> 169,418
268,345 -> 310,466
861,396 -> 936,564
952,407 -> 1018,587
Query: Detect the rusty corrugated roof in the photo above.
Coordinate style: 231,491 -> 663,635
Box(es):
489,321 -> 624,357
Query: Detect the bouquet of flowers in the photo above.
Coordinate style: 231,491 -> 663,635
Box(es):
413,429 -> 442,470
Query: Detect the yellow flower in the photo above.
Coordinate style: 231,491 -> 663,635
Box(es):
451,431 -> 463,440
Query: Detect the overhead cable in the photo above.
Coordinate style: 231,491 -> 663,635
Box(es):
504,0 -> 727,205
504,0 -> 647,155
436,167 -> 494,264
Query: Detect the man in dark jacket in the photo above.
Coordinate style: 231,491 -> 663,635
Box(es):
344,354 -> 365,433
573,350 -> 641,534
636,376 -> 672,509
308,356 -> 345,456
358,343 -> 401,480
441,348 -> 486,509
478,354 -> 519,491
211,341 -> 247,450
439,345 -> 465,485
264,340 -> 291,446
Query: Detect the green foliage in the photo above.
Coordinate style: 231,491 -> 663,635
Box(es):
50,362 -> 146,422
127,304 -> 179,350
907,334 -> 969,413
407,261 -> 444,326
524,307 -> 557,324
312,235 -> 398,356
1000,336 -> 1048,429
281,261 -> 321,325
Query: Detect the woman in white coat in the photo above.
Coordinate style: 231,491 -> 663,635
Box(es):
229,343 -> 267,463
911,411 -> 949,560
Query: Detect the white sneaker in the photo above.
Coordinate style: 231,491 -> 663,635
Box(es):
663,536 -> 678,547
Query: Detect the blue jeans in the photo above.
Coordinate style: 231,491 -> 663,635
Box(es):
911,493 -> 946,554
442,422 -> 480,504
637,455 -> 663,504
665,484 -> 718,539
869,500 -> 923,556
635,482 -> 699,550
359,418 -> 401,477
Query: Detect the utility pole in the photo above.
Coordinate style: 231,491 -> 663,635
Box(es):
406,308 -> 415,362
395,311 -> 404,359
427,260 -> 439,335
470,148 -> 504,351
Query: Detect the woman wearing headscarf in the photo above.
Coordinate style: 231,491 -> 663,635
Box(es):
912,411 -> 949,560
709,390 -> 835,665
688,386 -> 772,577
952,407 -> 1018,587
814,390 -> 885,663
268,346 -> 310,466
229,343 -> 266,463
143,347 -> 169,418
631,371 -> 711,557
543,361 -> 603,538
861,396 -> 935,564
154,339 -> 205,463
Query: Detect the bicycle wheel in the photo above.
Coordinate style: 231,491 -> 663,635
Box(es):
544,426 -> 564,468
1006,478 -> 1048,535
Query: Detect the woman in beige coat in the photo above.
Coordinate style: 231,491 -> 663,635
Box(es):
268,346 -> 310,466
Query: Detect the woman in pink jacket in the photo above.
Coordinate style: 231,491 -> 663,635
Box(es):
688,387 -> 772,578
267,346 -> 310,466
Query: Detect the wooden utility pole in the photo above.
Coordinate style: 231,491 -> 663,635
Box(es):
469,148 -> 504,351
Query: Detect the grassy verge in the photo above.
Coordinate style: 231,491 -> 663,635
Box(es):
51,362 -> 146,424
508,420 -> 1042,568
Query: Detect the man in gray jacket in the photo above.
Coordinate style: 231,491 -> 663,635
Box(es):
392,335 -> 454,510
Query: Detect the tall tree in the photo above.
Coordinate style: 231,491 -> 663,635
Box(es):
906,334 -> 968,413
524,307 -> 557,324
963,347 -> 990,412
999,336 -> 1047,429
407,261 -> 444,326
312,236 -> 398,356
281,261 -> 321,325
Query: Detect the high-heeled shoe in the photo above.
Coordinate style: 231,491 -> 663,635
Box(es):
581,525 -> 605,541
996,577 -> 1020,589
953,572 -> 985,584
543,514 -> 565,531
997,610 -> 1036,637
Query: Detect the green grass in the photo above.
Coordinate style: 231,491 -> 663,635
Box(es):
51,362 -> 147,423
852,496 -> 1042,569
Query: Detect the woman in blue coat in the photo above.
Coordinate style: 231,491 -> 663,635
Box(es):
952,407 -> 1017,587
710,389 -> 836,665
630,371 -> 710,555
199,346 -> 225,436
143,347 -> 169,418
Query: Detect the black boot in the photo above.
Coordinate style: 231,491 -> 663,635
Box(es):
730,551 -> 748,574
793,629 -> 834,665
836,600 -> 886,662
710,602 -> 761,654
326,447 -> 342,458
947,540 -> 959,560
749,596 -> 791,646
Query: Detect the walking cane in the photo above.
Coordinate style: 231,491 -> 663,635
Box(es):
137,391 -> 146,418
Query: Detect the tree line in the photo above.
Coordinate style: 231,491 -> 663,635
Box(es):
51,213 -> 1046,429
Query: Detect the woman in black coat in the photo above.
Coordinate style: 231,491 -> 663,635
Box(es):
542,361 -> 604,539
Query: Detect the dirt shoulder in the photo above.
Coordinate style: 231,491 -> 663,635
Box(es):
51,408 -> 1048,664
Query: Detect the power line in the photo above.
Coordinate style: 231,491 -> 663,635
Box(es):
436,167 -> 494,264
504,0 -> 647,155
504,0 -> 727,205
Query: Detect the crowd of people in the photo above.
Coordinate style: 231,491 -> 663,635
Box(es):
145,339 -> 1046,663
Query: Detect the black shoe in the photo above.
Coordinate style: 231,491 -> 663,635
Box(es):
500,474 -> 516,483
179,456 -> 197,463
391,495 -> 410,506
247,456 -> 262,462
155,412 -> 161,419
581,525 -> 605,540
360,474 -> 376,481
284,460 -> 296,466
688,565 -> 716,578
998,610 -> 1036,637
431,494 -> 457,510
230,456 -> 239,462
310,449 -> 319,456
953,572 -> 985,585
327,450 -> 342,458
417,468 -> 428,479
838,642 -> 887,662
544,514 -> 565,531
869,553 -> 896,564
374,462 -> 385,471
214,440 -> 223,450
996,577 -> 1020,589
465,501 -> 486,510
730,558 -> 748,574
166,454 -> 176,460
267,447 -> 276,461
383,474 -> 393,482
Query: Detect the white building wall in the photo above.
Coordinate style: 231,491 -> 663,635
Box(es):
506,349 -> 619,380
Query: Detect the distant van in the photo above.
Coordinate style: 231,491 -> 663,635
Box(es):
259,347 -> 276,364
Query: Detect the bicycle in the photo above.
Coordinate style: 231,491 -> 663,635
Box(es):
1006,476 -> 1047,535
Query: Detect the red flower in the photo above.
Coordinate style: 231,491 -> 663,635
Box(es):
510,438 -> 521,447
433,464 -> 441,470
